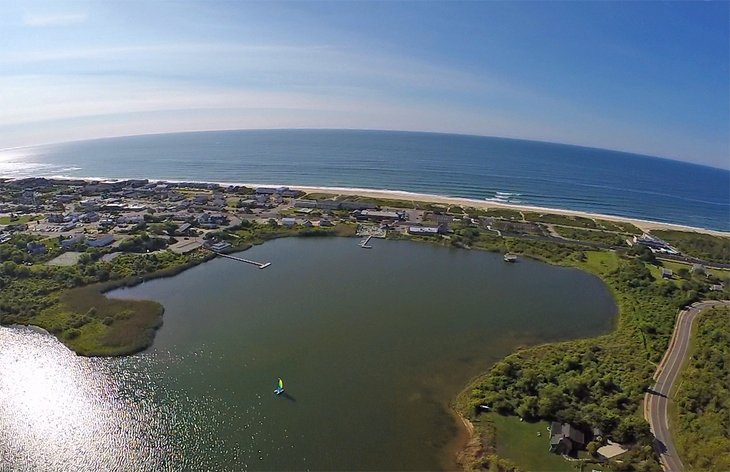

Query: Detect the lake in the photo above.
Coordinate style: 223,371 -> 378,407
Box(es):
0,238 -> 617,470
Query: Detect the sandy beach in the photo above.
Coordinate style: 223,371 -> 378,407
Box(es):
233,182 -> 730,237
18,176 -> 728,237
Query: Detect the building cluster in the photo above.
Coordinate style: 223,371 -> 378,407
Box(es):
630,233 -> 679,255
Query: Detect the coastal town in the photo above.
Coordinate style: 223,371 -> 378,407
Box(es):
1,177 -> 729,471
2,177 -> 728,276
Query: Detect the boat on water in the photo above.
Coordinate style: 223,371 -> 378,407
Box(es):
274,377 -> 285,395
503,253 -> 517,262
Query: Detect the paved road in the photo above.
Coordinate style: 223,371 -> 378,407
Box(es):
644,300 -> 730,472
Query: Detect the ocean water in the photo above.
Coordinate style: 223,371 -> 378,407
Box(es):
1,129 -> 728,230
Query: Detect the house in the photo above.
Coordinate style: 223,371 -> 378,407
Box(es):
408,225 -> 445,236
302,219 -> 313,227
709,284 -> 724,292
208,241 -> 231,252
660,267 -> 673,279
19,189 -> 36,205
354,209 -> 405,221
549,422 -> 585,455
281,217 -> 297,227
80,211 -> 100,223
117,213 -> 146,225
294,199 -> 317,209
631,234 -> 679,254
193,194 -> 210,205
79,199 -> 100,211
47,214 -> 67,223
210,198 -> 226,208
85,234 -> 114,247
99,216 -> 117,227
197,213 -> 228,227
255,187 -> 279,195
177,222 -> 192,234
318,217 -> 333,227
316,200 -> 342,211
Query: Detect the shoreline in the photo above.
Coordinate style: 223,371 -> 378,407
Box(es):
10,175 -> 730,236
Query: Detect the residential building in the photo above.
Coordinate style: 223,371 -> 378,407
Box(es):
408,225 -> 445,236
549,422 -> 585,455
208,241 -> 231,252
86,234 -> 114,247
294,199 -> 317,208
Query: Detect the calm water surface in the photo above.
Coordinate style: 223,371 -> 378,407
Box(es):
3,130 -> 728,230
0,238 -> 617,470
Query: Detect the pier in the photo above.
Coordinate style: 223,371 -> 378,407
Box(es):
213,251 -> 271,269
359,235 -> 373,249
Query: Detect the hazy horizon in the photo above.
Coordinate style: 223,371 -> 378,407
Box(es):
3,127 -> 729,172
2,1 -> 728,168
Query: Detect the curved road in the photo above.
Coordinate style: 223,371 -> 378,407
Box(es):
644,300 -> 730,472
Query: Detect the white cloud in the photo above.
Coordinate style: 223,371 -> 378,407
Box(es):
23,13 -> 87,27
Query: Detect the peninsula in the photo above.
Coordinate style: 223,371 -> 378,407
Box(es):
1,176 -> 728,471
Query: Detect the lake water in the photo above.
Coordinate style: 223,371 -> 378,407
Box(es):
0,238 -> 617,470
2,129 -> 728,230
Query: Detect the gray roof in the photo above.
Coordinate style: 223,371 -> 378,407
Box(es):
550,422 -> 585,445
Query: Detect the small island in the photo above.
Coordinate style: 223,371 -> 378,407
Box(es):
1,176 -> 728,470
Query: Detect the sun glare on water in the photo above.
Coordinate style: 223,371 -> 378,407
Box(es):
0,327 -> 170,471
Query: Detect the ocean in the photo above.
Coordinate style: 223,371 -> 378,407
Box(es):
1,129 -> 728,230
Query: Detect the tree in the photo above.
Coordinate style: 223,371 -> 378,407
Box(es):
587,441 -> 600,457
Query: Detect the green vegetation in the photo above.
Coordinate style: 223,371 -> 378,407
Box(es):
229,220 -> 355,246
554,226 -> 630,247
523,212 -> 598,228
1,185 -> 727,470
1,221 -> 356,356
0,214 -> 42,225
672,306 -> 730,471
594,219 -> 642,235
117,233 -> 169,253
484,208 -> 523,220
302,192 -> 339,200
489,415 -> 575,471
0,243 -> 212,355
455,242 -> 706,471
650,230 -> 730,264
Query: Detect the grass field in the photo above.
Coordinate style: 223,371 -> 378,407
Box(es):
0,214 -> 42,225
488,414 -> 577,471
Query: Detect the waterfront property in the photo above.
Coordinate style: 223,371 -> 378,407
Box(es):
407,225 -> 446,236
549,422 -> 585,455
631,233 -> 679,254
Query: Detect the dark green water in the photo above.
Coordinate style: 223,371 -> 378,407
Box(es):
0,238 -> 616,471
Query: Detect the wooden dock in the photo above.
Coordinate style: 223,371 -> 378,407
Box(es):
359,235 -> 373,249
214,251 -> 271,269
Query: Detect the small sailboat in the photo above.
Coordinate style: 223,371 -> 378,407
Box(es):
274,377 -> 284,395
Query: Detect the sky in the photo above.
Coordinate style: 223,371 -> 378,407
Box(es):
1,1 -> 728,169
